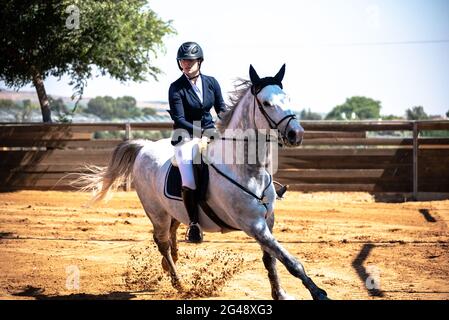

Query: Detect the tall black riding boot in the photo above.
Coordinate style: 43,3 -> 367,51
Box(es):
182,186 -> 203,243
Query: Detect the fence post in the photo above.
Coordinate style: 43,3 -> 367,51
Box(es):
412,121 -> 418,200
125,123 -> 132,191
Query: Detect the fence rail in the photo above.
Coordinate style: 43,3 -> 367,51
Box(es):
1,121 -> 448,198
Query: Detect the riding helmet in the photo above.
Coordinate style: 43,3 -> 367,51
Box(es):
177,42 -> 204,61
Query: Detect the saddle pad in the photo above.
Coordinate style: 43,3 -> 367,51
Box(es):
164,162 -> 183,201
162,159 -> 240,232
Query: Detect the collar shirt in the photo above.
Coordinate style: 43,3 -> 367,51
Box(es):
185,74 -> 203,103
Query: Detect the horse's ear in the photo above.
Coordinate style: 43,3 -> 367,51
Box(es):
274,64 -> 286,83
249,64 -> 260,84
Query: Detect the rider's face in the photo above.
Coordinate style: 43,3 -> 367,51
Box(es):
180,59 -> 200,77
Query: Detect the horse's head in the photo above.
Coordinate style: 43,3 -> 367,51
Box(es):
249,64 -> 304,147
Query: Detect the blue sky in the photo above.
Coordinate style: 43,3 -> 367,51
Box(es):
4,0 -> 449,116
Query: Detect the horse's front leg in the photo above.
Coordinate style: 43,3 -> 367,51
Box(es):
161,218 -> 180,270
263,214 -> 295,300
250,219 -> 329,300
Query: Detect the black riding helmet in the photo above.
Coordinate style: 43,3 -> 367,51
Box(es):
176,42 -> 204,70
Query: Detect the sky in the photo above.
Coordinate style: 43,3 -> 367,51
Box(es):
3,0 -> 449,116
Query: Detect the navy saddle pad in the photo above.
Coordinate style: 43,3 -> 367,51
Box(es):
164,163 -> 183,201
164,158 -> 209,202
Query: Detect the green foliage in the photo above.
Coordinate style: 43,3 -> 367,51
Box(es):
405,106 -> 428,120
93,130 -> 125,139
0,0 -> 175,116
445,109 -> 449,118
142,107 -> 157,116
48,96 -> 69,115
15,99 -> 39,122
131,130 -> 172,140
421,130 -> 449,137
85,95 -> 156,120
114,96 -> 141,119
381,114 -> 404,120
299,108 -> 322,120
0,98 -> 41,121
0,99 -> 17,109
48,96 -> 72,122
325,96 -> 381,120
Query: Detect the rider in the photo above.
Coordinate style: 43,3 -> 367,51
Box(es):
168,42 -> 289,244
168,41 -> 227,243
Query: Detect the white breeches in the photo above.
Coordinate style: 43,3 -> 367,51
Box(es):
174,138 -> 199,190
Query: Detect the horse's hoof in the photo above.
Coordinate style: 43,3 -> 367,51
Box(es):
278,293 -> 296,300
172,280 -> 184,292
275,289 -> 295,300
312,289 -> 329,300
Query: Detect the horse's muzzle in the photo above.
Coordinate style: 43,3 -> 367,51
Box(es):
286,128 -> 304,146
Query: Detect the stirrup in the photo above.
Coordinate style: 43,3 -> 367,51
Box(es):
185,222 -> 203,243
275,184 -> 289,200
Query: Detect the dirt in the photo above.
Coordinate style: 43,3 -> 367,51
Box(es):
0,190 -> 448,300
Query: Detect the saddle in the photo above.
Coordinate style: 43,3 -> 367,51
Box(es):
165,139 -> 208,201
164,142 -> 239,232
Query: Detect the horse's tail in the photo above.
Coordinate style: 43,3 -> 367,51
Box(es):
74,140 -> 146,204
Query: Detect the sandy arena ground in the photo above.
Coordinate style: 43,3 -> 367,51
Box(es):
0,190 -> 448,300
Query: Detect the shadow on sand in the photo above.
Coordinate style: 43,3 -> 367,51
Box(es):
12,286 -> 137,300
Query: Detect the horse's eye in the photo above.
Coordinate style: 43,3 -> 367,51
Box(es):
263,101 -> 271,107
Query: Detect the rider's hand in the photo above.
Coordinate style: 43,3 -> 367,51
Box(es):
202,127 -> 221,141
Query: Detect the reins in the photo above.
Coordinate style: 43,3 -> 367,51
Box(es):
207,85 -> 295,212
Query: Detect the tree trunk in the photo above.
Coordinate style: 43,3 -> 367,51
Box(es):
31,67 -> 52,123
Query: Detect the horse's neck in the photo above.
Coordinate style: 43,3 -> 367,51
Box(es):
225,91 -> 254,132
210,90 -> 272,182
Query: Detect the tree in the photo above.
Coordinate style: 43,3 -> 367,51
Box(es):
142,107 -> 157,116
445,109 -> 449,118
48,95 -> 71,122
86,96 -> 115,120
17,99 -> 39,122
48,96 -> 68,114
114,96 -> 141,119
0,1 -> 175,122
405,106 -> 428,120
325,96 -> 381,120
85,95 -> 147,120
381,114 -> 403,120
299,108 -> 322,120
0,99 -> 17,109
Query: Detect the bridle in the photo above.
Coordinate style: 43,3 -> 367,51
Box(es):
215,84 -> 297,147
251,85 -> 298,147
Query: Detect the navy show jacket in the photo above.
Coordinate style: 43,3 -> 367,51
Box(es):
168,74 -> 226,145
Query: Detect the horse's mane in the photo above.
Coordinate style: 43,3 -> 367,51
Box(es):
216,79 -> 252,132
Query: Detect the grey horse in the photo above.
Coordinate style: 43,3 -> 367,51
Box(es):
82,65 -> 328,300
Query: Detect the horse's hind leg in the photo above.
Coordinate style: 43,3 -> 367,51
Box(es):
262,215 -> 294,300
162,218 -> 180,271
147,211 -> 183,292
249,219 -> 328,300
135,183 -> 183,291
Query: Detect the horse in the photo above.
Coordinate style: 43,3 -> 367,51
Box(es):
81,64 -> 329,300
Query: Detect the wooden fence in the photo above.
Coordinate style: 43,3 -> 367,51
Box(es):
1,121 -> 448,198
